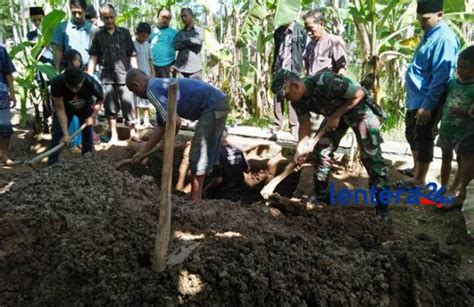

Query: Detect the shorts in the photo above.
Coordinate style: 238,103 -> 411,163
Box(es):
456,121 -> 474,155
0,108 -> 13,138
177,70 -> 202,80
134,96 -> 151,109
103,84 -> 135,126
436,134 -> 460,152
189,109 -> 228,176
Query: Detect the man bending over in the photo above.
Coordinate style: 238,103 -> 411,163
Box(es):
125,69 -> 229,202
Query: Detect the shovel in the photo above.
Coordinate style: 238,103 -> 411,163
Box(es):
114,145 -> 161,169
260,126 -> 327,199
25,123 -> 88,166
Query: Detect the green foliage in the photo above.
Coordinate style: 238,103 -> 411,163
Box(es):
444,0 -> 465,14
273,0 -> 301,28
12,9 -> 65,126
0,0 -> 19,40
115,6 -> 141,27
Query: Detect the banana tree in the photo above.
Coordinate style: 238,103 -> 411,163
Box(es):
348,0 -> 471,130
11,9 -> 65,127
236,0 -> 303,118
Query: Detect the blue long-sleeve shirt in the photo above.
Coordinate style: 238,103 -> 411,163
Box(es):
405,21 -> 459,111
146,78 -> 228,126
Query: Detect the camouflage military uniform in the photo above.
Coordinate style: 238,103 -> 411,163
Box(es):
292,71 -> 391,203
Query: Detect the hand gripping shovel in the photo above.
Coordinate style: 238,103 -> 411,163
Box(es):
114,145 -> 161,169
25,122 -> 88,166
260,126 -> 327,199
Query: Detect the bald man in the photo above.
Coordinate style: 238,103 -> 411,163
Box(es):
126,69 -> 229,202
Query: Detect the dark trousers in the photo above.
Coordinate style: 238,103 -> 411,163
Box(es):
405,108 -> 440,163
313,104 -> 390,204
34,79 -> 52,133
273,93 -> 298,131
48,110 -> 93,165
176,70 -> 202,80
154,64 -> 173,78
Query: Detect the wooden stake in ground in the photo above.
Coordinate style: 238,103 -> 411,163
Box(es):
152,79 -> 178,272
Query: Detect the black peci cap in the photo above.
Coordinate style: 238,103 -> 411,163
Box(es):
417,0 -> 444,14
29,6 -> 44,16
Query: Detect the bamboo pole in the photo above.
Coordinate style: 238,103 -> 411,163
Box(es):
152,79 -> 178,272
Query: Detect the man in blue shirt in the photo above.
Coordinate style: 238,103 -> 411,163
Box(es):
149,8 -> 177,78
125,69 -> 229,202
397,0 -> 460,189
52,0 -> 93,71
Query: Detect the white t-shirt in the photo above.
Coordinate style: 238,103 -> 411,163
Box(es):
133,40 -> 152,75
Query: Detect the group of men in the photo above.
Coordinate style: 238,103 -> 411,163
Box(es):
26,0 -> 204,143
12,0 -> 218,201
2,0 -> 473,223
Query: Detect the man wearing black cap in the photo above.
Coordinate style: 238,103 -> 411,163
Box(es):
48,68 -> 103,165
395,0 -> 460,189
26,6 -> 54,65
27,7 -> 44,41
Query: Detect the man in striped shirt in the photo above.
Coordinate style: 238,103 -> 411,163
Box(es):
87,3 -> 139,144
125,69 -> 229,202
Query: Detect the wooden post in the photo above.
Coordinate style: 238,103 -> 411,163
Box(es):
152,80 -> 178,272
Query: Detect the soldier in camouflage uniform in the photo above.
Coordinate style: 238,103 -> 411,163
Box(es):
271,69 -> 391,222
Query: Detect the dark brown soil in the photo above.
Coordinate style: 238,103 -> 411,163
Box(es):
1,156 -> 473,306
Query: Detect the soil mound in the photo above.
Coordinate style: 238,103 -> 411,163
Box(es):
1,157 -> 473,305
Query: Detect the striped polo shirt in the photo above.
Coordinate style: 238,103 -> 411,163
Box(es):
89,26 -> 136,84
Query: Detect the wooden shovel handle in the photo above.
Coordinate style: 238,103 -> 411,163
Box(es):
114,145 -> 161,169
260,126 -> 327,199
26,123 -> 88,165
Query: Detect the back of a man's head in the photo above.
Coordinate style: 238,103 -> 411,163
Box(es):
126,69 -> 147,85
65,67 -> 85,87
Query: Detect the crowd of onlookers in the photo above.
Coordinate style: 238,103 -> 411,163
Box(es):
0,0 -> 473,222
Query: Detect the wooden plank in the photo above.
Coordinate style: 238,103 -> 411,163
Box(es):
152,79 -> 178,272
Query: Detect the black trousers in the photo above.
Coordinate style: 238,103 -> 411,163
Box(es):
405,108 -> 441,163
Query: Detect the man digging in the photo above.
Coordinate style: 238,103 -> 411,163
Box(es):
125,69 -> 229,203
48,67 -> 103,165
271,69 -> 391,223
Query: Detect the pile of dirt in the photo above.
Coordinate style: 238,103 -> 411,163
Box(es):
1,156 -> 473,305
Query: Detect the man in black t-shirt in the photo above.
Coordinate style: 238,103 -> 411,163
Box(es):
48,68 -> 103,165
204,129 -> 250,203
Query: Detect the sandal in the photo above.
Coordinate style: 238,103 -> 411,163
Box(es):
398,168 -> 415,178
